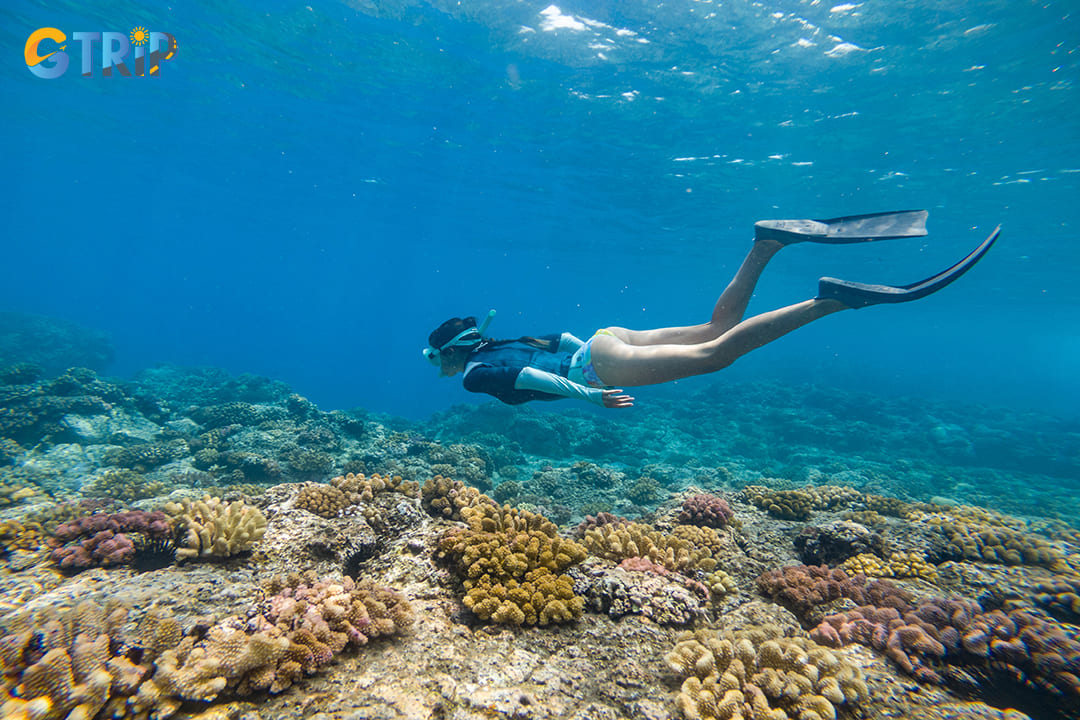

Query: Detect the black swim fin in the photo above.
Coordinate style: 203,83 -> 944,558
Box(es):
817,226 -> 1000,309
755,210 -> 929,244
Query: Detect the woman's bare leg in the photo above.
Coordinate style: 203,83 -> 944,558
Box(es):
592,297 -> 848,387
607,239 -> 784,346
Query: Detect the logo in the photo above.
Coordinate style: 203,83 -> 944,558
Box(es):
25,27 -> 177,79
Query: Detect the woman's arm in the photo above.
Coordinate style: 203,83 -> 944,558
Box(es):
515,367 -> 633,408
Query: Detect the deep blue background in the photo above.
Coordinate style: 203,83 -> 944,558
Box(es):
3,0 -> 1078,419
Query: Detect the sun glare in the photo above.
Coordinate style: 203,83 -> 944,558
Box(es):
130,26 -> 148,46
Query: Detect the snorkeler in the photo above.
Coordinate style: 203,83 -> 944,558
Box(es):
423,211 -> 999,409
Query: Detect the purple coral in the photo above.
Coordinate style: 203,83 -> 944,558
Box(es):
677,494 -> 735,528
810,591 -> 1080,706
52,510 -> 172,542
51,530 -> 136,569
48,510 -> 174,571
755,564 -> 912,618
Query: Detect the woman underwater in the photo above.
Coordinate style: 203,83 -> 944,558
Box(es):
423,211 -> 999,409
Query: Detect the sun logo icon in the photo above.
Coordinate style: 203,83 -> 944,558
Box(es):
130,26 -> 148,46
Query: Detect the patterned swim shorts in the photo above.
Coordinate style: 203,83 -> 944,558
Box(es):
568,328 -> 615,388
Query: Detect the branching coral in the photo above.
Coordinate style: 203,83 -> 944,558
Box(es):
1,576 -> 412,719
163,496 -> 266,561
0,599 -> 136,720
104,442 -> 185,472
247,573 -> 413,688
741,486 -> 814,521
0,518 -> 44,556
577,559 -> 710,625
666,627 -> 867,720
741,484 -> 866,521
571,511 -> 629,538
437,502 -> 587,625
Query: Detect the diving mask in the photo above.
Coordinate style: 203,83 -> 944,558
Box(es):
423,309 -> 496,368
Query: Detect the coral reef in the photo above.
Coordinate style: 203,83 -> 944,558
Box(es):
741,486 -> 814,521
0,577 -> 411,719
104,442 -> 186,471
163,496 -> 267,561
246,573 -> 413,687
82,468 -> 168,502
47,510 -> 174,571
188,401 -> 273,430
740,484 -> 868,521
294,482 -> 352,519
793,520 -> 885,566
0,599 -> 133,720
437,501 -> 587,625
583,521 -> 730,574
911,510 -> 1071,571
0,519 -> 44,557
0,369 -> 125,446
575,558 -> 709,625
420,474 -> 485,520
571,511 -> 630,538
678,493 -> 735,528
2,348 -> 1078,719
755,564 -> 912,617
666,627 -> 867,720
0,472 -> 38,506
330,471 -> 419,502
1033,575 -> 1080,622
841,551 -> 938,581
0,311 -> 114,375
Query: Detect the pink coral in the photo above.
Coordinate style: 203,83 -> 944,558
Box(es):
48,510 -> 174,571
51,510 -> 172,543
810,591 -> 1080,708
50,529 -> 136,569
618,557 -> 671,575
677,494 -> 735,528
756,564 -> 911,618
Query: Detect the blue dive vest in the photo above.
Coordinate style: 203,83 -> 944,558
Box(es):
461,335 -> 572,404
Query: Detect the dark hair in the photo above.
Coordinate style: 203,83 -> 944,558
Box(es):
429,316 -> 556,354
428,316 -> 478,349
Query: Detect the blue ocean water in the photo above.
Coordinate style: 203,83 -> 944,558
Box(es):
3,0 -> 1078,420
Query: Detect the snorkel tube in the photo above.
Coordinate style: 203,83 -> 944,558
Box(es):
476,308 -> 496,337
423,309 -> 496,369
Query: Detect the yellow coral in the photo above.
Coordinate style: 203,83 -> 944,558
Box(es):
908,510 -> 1069,572
294,482 -> 351,518
0,601 -> 131,720
164,496 -> 267,561
421,475 -> 486,520
583,521 -> 728,574
841,551 -> 937,581
331,472 -> 419,502
667,629 -> 866,720
438,501 -> 587,626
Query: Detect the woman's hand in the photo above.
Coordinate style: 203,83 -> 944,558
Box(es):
602,388 -> 635,408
